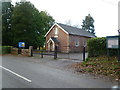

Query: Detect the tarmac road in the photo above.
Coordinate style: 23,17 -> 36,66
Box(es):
1,55 -> 118,88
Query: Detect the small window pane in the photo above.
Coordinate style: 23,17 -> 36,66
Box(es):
55,28 -> 58,35
75,40 -> 79,46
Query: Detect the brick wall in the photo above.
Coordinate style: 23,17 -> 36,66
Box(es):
11,47 -> 31,56
46,25 -> 69,53
69,35 -> 90,52
21,49 -> 30,56
11,48 -> 18,55
45,25 -> 91,53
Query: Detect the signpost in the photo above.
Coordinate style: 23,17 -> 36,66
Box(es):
118,30 -> 120,63
18,42 -> 25,54
106,36 -> 119,62
18,42 -> 25,48
118,1 -> 120,63
107,36 -> 118,49
83,40 -> 87,61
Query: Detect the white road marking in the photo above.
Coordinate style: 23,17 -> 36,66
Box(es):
0,65 -> 32,83
112,85 -> 119,88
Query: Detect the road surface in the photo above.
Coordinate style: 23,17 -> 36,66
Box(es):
1,55 -> 118,88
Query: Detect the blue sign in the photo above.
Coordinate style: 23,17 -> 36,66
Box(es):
18,42 -> 25,48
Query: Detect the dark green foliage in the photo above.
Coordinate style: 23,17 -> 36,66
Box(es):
0,46 -> 12,54
2,1 -> 55,48
81,14 -> 95,35
87,37 -> 118,57
87,37 -> 107,57
38,11 -> 55,47
2,2 -> 13,46
11,2 -> 40,48
11,2 -> 55,48
108,49 -> 118,56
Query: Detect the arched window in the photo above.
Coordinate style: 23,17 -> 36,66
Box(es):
55,28 -> 58,34
54,27 -> 58,37
75,39 -> 79,47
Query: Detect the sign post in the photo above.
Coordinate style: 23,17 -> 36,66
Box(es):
106,36 -> 119,61
54,45 -> 57,59
18,42 -> 25,48
18,42 -> 25,54
118,35 -> 120,63
118,30 -> 120,63
83,40 -> 87,61
29,46 -> 33,57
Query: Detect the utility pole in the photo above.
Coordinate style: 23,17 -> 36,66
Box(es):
118,30 -> 120,63
118,2 -> 120,63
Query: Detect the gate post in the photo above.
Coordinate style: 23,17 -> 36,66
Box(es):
29,46 -> 33,56
118,33 -> 120,63
54,45 -> 57,59
83,46 -> 85,61
83,41 -> 86,61
41,47 -> 43,58
18,48 -> 21,54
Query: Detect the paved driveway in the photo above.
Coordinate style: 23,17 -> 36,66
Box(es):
58,53 -> 88,60
1,55 -> 118,88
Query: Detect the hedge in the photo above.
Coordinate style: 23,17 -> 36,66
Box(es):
0,46 -> 12,54
87,37 -> 118,57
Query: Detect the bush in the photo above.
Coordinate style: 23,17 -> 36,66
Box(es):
87,37 -> 117,57
108,48 -> 118,56
87,37 -> 107,57
0,46 -> 12,54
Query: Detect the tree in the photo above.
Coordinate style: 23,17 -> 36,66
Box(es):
81,14 -> 95,35
39,11 -> 55,47
2,1 -> 13,46
11,1 -> 55,48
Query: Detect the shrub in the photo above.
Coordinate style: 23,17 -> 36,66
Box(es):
87,37 -> 107,57
87,37 -> 117,57
0,46 -> 12,54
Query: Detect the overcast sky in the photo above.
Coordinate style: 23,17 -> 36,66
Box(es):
11,0 -> 119,37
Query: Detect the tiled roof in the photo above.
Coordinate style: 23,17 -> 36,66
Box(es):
57,23 -> 95,37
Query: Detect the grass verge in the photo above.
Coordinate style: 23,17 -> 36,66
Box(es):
71,56 -> 120,81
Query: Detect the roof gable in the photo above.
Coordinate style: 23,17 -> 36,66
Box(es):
44,23 -> 68,37
45,23 -> 95,38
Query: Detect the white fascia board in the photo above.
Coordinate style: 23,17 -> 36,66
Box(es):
44,23 -> 56,37
55,23 -> 69,35
44,23 -> 69,37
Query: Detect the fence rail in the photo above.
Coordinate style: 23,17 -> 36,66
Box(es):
31,46 -> 88,61
32,46 -> 57,59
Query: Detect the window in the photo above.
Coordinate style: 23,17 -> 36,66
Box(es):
75,40 -> 79,47
54,27 -> 58,38
55,27 -> 58,35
